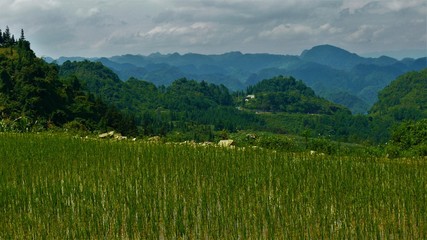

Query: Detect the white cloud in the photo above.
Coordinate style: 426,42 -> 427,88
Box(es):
384,0 -> 426,12
339,0 -> 373,13
346,25 -> 385,43
260,23 -> 343,40
259,24 -> 315,39
340,0 -> 427,15
10,0 -> 60,11
142,22 -> 216,39
319,24 -> 342,34
76,7 -> 100,18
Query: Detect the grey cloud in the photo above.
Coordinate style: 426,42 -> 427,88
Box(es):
0,0 -> 425,58
329,0 -> 426,53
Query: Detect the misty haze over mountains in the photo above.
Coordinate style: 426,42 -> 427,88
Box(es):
46,44 -> 427,114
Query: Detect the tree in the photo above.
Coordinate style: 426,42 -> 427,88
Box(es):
0,29 -> 3,45
390,120 -> 427,152
384,120 -> 427,157
0,70 -> 13,92
3,26 -> 11,46
19,29 -> 25,41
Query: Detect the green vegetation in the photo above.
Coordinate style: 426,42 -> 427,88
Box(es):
59,60 -> 265,137
244,76 -> 349,114
386,119 -> 427,157
0,28 -> 138,135
324,91 -> 369,115
59,61 -> 372,143
370,69 -> 427,121
0,133 -> 426,238
258,112 -> 388,144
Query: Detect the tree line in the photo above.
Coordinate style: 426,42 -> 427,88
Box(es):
0,26 -> 26,47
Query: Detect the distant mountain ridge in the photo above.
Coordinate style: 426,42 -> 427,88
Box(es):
300,44 -> 366,70
46,44 -> 427,114
300,44 -> 407,70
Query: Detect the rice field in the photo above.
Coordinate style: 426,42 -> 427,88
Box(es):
0,133 -> 426,239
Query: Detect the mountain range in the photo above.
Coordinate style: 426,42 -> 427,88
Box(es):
46,44 -> 427,114
3,35 -> 426,145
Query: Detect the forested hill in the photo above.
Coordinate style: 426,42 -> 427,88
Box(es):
59,60 -> 349,116
50,44 -> 427,114
0,28 -> 138,135
243,76 -> 349,115
369,68 -> 427,121
58,60 -> 265,138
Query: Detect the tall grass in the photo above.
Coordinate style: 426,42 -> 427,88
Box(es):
0,133 -> 426,238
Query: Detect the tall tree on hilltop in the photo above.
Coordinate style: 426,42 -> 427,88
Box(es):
4,26 -> 10,38
19,29 -> 25,41
3,26 -> 11,45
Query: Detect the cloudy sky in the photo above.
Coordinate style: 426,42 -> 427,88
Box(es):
1,0 -> 426,58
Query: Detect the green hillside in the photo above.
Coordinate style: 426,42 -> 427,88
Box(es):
369,68 -> 427,121
0,32 -> 137,135
58,61 -> 264,139
244,76 -> 349,114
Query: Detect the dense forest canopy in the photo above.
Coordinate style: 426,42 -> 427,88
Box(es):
58,60 -> 265,138
369,69 -> 427,121
244,76 -> 349,114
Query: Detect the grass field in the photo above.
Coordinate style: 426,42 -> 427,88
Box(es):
0,133 -> 426,238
